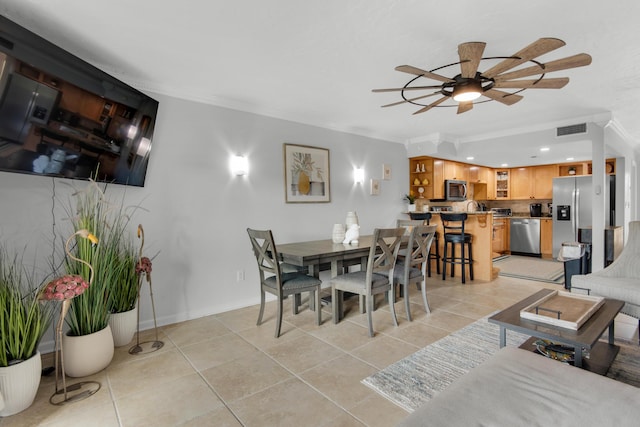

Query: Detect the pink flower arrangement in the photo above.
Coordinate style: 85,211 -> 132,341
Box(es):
136,256 -> 152,276
40,275 -> 89,301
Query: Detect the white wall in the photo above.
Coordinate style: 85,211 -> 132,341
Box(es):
0,93 -> 409,351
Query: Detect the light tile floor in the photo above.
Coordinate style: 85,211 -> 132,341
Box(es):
2,275 -> 637,426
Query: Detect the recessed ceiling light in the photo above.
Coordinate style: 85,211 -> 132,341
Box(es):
466,156 -> 474,160
501,163 -> 508,167
540,147 -> 550,152
566,157 -> 574,161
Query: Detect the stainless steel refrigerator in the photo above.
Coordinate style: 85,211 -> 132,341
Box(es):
552,175 -> 615,257
0,73 -> 59,143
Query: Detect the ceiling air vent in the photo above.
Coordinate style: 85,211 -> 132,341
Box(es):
557,123 -> 587,137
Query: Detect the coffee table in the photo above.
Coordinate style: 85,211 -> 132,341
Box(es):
488,289 -> 625,375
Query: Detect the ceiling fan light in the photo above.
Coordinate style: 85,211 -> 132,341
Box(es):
452,83 -> 483,102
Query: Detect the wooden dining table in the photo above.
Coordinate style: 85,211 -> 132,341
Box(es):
277,235 -> 375,278
276,235 -> 382,320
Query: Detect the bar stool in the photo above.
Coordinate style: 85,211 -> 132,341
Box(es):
409,212 -> 441,277
440,213 -> 474,283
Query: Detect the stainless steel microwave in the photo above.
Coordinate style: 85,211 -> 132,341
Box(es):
445,179 -> 467,201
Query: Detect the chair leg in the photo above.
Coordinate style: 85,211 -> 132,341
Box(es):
275,297 -> 284,338
257,290 -> 266,325
421,279 -> 431,314
404,283 -> 412,321
359,295 -> 366,314
332,286 -> 341,324
435,239 -> 441,275
389,288 -> 398,327
366,295 -> 375,337
292,294 -> 300,315
461,242 -> 466,284
442,242 -> 448,280
315,288 -> 322,326
468,242 -> 474,281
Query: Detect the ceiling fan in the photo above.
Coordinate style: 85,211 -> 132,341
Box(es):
372,38 -> 592,115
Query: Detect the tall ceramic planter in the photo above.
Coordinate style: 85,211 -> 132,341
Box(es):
109,305 -> 138,347
62,325 -> 114,378
0,351 -> 42,416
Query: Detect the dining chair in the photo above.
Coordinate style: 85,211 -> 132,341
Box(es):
247,228 -> 322,338
409,212 -> 441,277
393,224 -> 437,321
330,227 -> 405,337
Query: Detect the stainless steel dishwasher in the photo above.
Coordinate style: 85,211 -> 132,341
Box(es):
510,218 -> 541,256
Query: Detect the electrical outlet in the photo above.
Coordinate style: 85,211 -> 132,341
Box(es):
236,270 -> 245,281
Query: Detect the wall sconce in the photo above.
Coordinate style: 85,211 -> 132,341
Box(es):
353,167 -> 364,184
230,155 -> 248,176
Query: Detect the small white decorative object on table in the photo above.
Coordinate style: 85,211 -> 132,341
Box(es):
332,223 -> 346,243
343,224 -> 360,245
345,211 -> 359,229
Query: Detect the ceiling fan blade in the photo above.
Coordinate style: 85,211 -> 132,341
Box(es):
495,53 -> 592,81
458,42 -> 486,78
412,96 -> 449,115
381,91 -> 442,107
493,77 -> 569,89
483,89 -> 523,106
372,85 -> 443,93
457,101 -> 473,114
395,65 -> 454,83
482,38 -> 566,78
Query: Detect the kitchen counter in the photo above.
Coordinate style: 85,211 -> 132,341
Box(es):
43,121 -> 121,157
418,212 -> 494,281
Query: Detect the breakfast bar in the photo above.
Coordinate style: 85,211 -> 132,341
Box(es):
419,211 -> 495,282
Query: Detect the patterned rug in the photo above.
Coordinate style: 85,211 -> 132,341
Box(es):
494,255 -> 564,283
362,317 -> 640,412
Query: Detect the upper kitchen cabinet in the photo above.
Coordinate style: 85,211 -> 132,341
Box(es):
510,165 -> 557,199
409,157 -> 434,200
495,169 -> 510,200
469,166 -> 492,200
558,159 -> 616,176
444,160 -> 469,181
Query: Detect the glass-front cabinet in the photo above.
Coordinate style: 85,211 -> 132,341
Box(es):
495,169 -> 510,200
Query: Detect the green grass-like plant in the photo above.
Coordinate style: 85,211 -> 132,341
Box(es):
63,180 -> 142,336
0,248 -> 54,367
108,241 -> 139,313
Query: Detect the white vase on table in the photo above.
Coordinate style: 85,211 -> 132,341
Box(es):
332,224 -> 346,243
345,211 -> 359,230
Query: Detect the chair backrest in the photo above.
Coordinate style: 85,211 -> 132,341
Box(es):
247,228 -> 282,286
365,227 -> 405,290
440,213 -> 468,234
397,219 -> 424,235
409,212 -> 433,224
601,220 -> 640,278
405,224 -> 437,272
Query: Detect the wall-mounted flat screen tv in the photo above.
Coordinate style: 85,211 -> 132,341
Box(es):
0,15 -> 158,187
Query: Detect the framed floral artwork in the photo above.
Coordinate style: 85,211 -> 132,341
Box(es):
283,143 -> 331,203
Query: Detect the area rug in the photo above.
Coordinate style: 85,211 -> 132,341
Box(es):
493,255 -> 564,283
362,317 -> 640,412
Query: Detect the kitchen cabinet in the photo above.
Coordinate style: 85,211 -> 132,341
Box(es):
432,159 -> 445,199
510,165 -> 557,199
540,218 -> 553,257
495,170 -> 510,200
444,160 -> 469,181
558,159 -> 616,176
492,217 -> 509,254
409,157 -> 434,200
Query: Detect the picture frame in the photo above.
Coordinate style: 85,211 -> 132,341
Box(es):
283,143 -> 331,203
382,163 -> 392,180
370,178 -> 380,195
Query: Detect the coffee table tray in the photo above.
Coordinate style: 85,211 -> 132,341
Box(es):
520,290 -> 605,330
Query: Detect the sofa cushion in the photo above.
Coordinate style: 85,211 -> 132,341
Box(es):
398,346 -> 640,427
572,275 -> 640,306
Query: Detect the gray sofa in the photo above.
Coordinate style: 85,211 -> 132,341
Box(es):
572,220 -> 640,338
398,346 -> 640,426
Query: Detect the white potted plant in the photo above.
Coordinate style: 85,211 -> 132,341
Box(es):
404,193 -> 417,212
0,247 -> 54,416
